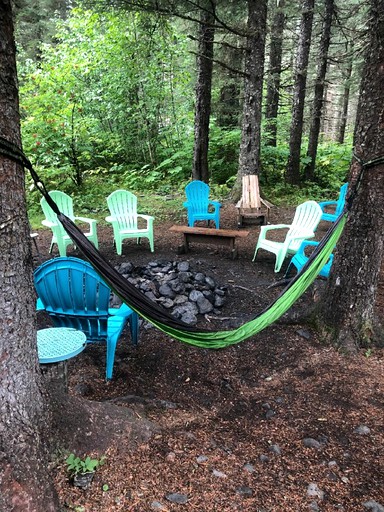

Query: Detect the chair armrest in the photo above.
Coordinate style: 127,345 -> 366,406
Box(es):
109,303 -> 134,317
74,216 -> 98,226
285,230 -> 315,246
138,214 -> 154,221
209,200 -> 221,208
260,224 -> 290,234
105,215 -> 116,223
319,200 -> 337,209
36,298 -> 45,311
42,219 -> 57,228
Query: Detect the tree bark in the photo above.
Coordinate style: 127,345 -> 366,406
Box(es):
285,0 -> 315,185
265,0 -> 286,147
337,41 -> 353,144
192,0 -> 215,183
317,0 -> 384,350
0,1 -> 60,509
233,0 -> 267,200
305,0 -> 334,181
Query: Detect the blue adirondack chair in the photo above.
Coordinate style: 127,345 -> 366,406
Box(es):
319,183 -> 348,222
183,180 -> 221,229
285,240 -> 334,279
34,257 -> 139,380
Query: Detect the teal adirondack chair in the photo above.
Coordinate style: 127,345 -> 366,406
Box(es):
183,180 -> 221,229
40,190 -> 98,257
319,183 -> 348,222
285,240 -> 334,279
34,257 -> 139,380
106,190 -> 154,255
253,200 -> 323,272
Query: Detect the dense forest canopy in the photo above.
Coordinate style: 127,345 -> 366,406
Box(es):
15,0 -> 366,211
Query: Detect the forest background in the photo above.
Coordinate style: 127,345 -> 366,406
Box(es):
14,0 -> 361,225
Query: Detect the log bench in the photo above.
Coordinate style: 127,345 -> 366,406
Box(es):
169,225 -> 249,259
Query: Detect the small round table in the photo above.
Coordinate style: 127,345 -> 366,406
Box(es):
37,328 -> 87,392
37,327 -> 87,363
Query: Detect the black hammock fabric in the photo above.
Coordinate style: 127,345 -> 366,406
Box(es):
0,135 -> 347,348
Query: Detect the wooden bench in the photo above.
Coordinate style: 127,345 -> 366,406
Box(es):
169,225 -> 249,259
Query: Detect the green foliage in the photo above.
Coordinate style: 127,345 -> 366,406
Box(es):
65,453 -> 105,476
208,124 -> 241,184
19,8 -> 192,187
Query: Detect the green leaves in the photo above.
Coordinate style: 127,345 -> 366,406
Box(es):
65,453 -> 106,476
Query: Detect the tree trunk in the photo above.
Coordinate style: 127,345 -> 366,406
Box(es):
285,0 -> 315,185
0,1 -> 60,509
317,0 -> 384,350
304,0 -> 334,181
233,0 -> 267,200
192,0 -> 215,183
265,0 -> 286,147
337,41 -> 353,144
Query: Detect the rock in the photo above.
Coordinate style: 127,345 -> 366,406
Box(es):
363,500 -> 384,511
268,444 -> 281,455
177,261 -> 190,272
196,455 -> 208,463
181,312 -> 198,325
212,469 -> 227,478
303,438 -> 321,449
243,463 -> 255,473
196,295 -> 214,314
151,501 -> 167,511
165,493 -> 188,504
194,272 -> 206,283
259,454 -> 269,462
189,289 -> 204,302
236,486 -> 253,497
205,276 -> 216,288
307,483 -> 324,500
296,328 -> 311,339
354,425 -> 371,435
158,284 -> 175,298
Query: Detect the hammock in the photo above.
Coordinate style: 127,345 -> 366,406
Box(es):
0,137 -> 347,348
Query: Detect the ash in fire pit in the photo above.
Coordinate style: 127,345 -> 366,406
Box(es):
113,259 -> 227,325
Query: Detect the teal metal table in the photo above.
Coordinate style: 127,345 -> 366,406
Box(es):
37,327 -> 87,392
37,327 -> 87,363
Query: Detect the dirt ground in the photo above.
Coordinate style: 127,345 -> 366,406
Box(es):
34,203 -> 384,512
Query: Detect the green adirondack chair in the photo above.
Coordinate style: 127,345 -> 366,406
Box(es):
253,200 -> 323,272
40,190 -> 98,257
106,189 -> 154,255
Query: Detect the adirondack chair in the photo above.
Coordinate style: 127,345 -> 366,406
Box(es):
34,257 -> 139,380
40,190 -> 98,257
236,175 -> 273,227
106,190 -> 154,255
285,240 -> 334,279
253,200 -> 323,272
319,182 -> 348,222
183,180 -> 221,229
